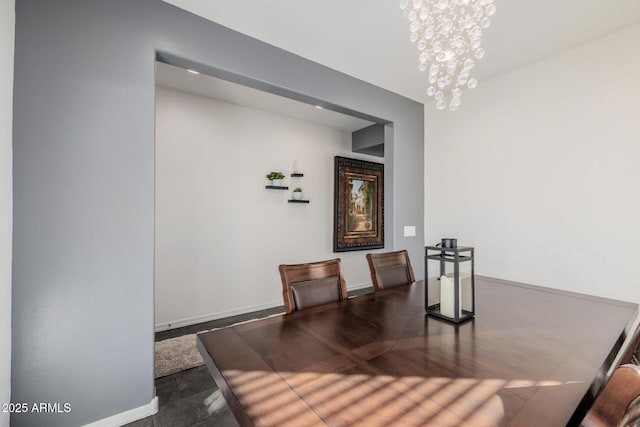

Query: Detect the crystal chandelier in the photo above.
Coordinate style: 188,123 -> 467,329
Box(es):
400,0 -> 496,111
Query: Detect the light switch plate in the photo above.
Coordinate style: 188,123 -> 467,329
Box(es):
404,226 -> 416,237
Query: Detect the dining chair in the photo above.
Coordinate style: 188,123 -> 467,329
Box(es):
279,258 -> 348,314
366,249 -> 415,291
620,323 -> 640,365
581,364 -> 640,427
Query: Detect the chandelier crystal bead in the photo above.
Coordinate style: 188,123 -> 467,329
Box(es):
401,0 -> 496,111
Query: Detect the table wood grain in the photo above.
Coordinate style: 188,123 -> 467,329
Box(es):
197,277 -> 637,426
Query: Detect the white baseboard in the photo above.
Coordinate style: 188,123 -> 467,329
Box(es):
83,396 -> 158,427
349,281 -> 373,290
154,282 -> 374,332
154,300 -> 283,332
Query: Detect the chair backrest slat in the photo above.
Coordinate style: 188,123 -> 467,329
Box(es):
366,250 -> 415,291
582,364 -> 640,427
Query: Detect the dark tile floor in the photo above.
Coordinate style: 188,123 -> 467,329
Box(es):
155,306 -> 285,341
124,365 -> 237,427
126,287 -> 374,427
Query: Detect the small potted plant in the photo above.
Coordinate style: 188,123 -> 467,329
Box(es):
292,187 -> 303,200
266,171 -> 285,186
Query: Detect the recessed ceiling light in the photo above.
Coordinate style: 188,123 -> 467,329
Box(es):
314,105 -> 323,109
186,69 -> 200,75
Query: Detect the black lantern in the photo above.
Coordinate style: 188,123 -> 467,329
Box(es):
425,239 -> 475,323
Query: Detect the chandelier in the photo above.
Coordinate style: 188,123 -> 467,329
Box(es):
400,0 -> 496,111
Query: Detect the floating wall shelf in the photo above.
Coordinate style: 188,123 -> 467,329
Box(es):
265,185 -> 289,190
289,171 -> 307,203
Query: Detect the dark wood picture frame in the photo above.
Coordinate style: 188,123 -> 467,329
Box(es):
333,156 -> 384,252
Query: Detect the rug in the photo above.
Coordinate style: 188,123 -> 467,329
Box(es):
155,334 -> 204,378
154,312 -> 284,378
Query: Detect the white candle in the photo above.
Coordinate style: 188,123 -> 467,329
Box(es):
440,274 -> 463,318
440,275 -> 455,318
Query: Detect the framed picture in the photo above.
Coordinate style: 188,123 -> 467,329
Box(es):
333,156 -> 384,252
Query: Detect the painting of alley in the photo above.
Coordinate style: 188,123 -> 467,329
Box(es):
348,178 -> 375,233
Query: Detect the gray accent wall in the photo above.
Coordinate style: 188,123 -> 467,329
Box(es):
353,124 -> 385,157
12,1 -> 424,425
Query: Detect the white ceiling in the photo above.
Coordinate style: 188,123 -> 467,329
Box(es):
162,0 -> 640,104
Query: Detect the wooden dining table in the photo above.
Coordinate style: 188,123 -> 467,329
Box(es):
197,277 -> 637,426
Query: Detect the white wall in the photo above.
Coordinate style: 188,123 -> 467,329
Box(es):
426,24 -> 640,303
155,87 -> 384,328
0,0 -> 13,425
